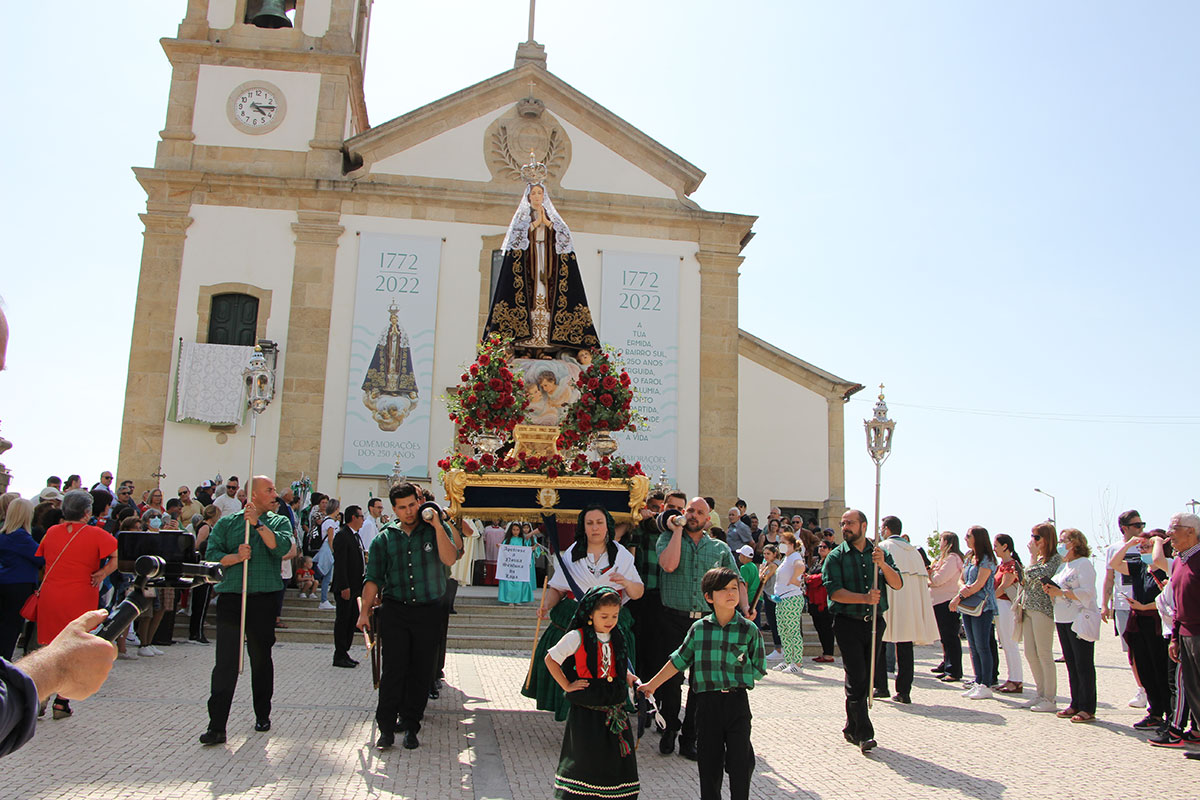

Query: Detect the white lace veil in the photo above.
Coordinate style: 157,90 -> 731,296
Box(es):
500,183 -> 575,254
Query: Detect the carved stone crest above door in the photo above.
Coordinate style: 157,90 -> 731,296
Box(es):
484,100 -> 572,186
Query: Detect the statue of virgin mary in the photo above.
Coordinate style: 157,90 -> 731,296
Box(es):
483,178 -> 599,354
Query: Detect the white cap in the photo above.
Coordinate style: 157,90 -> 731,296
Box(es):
38,487 -> 64,503
736,544 -> 755,559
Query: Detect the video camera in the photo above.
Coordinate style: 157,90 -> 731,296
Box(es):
655,508 -> 683,533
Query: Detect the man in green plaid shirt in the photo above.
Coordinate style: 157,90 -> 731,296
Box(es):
200,475 -> 294,745
654,496 -> 748,759
357,483 -> 460,751
641,566 -> 765,800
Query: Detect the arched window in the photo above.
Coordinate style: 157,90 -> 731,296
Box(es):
208,293 -> 259,346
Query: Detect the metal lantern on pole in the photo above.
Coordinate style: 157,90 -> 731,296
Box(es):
390,457 -> 406,489
863,384 -> 895,708
238,346 -> 274,674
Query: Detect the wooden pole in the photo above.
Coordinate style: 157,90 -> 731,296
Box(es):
238,414 -> 257,674
524,572 -> 551,691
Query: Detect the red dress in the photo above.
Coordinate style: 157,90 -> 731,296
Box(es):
34,522 -> 118,644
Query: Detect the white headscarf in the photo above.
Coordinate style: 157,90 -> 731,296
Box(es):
501,183 -> 575,254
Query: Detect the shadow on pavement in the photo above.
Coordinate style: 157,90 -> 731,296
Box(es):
872,748 -> 1007,799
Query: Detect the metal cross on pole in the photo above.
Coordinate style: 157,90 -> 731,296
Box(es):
527,0 -> 537,42
863,385 -> 895,709
150,466 -> 166,488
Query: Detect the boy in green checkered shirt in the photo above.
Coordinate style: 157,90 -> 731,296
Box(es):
640,567 -> 765,800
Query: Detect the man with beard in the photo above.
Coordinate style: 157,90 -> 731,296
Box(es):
822,509 -> 902,754
655,496 -> 749,759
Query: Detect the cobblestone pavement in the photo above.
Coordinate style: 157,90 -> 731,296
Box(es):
5,631 -> 1197,799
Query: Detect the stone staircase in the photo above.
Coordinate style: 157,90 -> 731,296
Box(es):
175,586 -> 827,653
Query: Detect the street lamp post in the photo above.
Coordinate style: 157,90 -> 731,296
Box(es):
864,385 -> 895,709
1034,488 -> 1056,525
238,346 -> 275,674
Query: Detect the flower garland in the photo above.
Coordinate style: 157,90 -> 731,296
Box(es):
557,347 -> 644,452
443,333 -> 528,444
437,449 -> 645,482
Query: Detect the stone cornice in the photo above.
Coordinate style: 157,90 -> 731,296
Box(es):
738,329 -> 863,401
131,167 -> 756,249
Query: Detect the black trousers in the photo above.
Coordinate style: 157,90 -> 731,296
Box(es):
1124,613 -> 1170,718
1175,635 -> 1200,737
188,582 -> 211,640
694,690 -> 754,800
875,640 -> 913,697
809,606 -> 835,656
434,579 -> 457,680
657,610 -> 699,743
629,588 -> 664,680
334,591 -> 359,660
0,582 -> 34,661
376,600 -> 440,735
932,601 -> 963,679
207,592 -> 277,732
1056,622 -> 1096,714
833,614 -> 885,742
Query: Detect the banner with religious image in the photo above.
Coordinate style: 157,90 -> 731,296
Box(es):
342,233 -> 442,479
599,251 -> 680,483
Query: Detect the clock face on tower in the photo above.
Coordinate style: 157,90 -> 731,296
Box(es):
226,81 -> 287,135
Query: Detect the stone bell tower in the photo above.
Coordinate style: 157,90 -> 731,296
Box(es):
117,0 -> 372,488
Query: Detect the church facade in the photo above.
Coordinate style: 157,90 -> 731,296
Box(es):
117,0 -> 861,524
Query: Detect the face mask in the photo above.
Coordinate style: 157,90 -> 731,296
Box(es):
1140,553 -> 1155,565
781,544 -> 792,555
150,516 -> 163,530
1056,544 -> 1068,557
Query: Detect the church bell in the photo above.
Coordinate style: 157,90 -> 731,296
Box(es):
249,0 -> 294,29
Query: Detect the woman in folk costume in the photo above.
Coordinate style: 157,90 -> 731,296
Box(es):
483,178 -> 600,355
522,505 -> 643,721
878,521 -> 939,703
544,586 -> 640,800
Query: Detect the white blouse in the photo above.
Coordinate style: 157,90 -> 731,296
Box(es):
1051,557 -> 1098,624
548,542 -> 642,604
774,552 -> 807,599
547,629 -> 612,664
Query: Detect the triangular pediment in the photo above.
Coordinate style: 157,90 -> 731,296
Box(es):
344,64 -> 705,202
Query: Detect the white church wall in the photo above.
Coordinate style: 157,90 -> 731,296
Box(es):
301,0 -> 333,38
207,0 -> 236,29
557,117 -> 676,200
369,107 -> 507,181
737,356 -> 830,517
193,65 -> 321,152
159,205 -> 297,492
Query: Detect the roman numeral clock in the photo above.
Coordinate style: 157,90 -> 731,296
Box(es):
226,81 -> 287,134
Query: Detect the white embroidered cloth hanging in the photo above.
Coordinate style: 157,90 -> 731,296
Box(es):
175,343 -> 254,425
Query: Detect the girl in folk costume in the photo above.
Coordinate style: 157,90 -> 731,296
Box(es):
544,586 -> 640,800
522,505 -> 644,720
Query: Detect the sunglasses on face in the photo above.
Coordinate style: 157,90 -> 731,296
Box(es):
1126,522 -> 1146,529
1032,534 -> 1042,541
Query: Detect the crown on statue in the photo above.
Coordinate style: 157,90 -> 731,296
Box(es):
520,151 -> 549,184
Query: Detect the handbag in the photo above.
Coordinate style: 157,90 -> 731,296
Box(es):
956,590 -> 985,617
1071,606 -> 1102,642
20,523 -> 87,622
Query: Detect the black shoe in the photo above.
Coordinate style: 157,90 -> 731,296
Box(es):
843,730 -> 859,746
429,680 -> 441,700
678,739 -> 697,760
332,657 -> 357,668
403,730 -> 420,750
1133,715 -> 1165,730
893,694 -> 911,704
198,635 -> 210,644
395,717 -> 409,733
199,730 -> 226,746
860,738 -> 877,754
931,664 -> 947,675
873,689 -> 890,699
348,657 -> 359,666
255,719 -> 270,732
376,732 -> 394,749
1148,732 -> 1185,748
659,729 -> 677,755
1186,752 -> 1200,761
188,635 -> 209,645
939,674 -> 961,683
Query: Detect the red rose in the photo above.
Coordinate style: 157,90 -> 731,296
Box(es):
578,419 -> 592,432
603,376 -> 617,390
590,461 -> 601,471
597,466 -> 612,481
588,378 -> 600,390
474,382 -> 485,392
467,394 -> 477,405
480,453 -> 495,467
469,364 -> 479,376
464,458 -> 479,472
598,420 -> 609,429
546,466 -> 559,479
478,354 -> 491,365
489,378 -> 502,391
461,372 -> 470,382
500,367 -> 512,379
599,393 -> 613,407
620,373 -> 631,386
437,458 -> 450,470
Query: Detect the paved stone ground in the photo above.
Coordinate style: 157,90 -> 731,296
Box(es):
6,631 -> 1197,799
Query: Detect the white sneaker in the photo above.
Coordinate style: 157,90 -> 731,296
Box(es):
968,685 -> 993,700
961,686 -> 976,697
1021,697 -> 1040,708
1030,699 -> 1058,713
765,650 -> 784,662
138,646 -> 157,657
772,661 -> 791,672
1128,688 -> 1147,708
318,601 -> 336,610
784,664 -> 803,675
118,650 -> 139,660
127,632 -> 140,646
149,645 -> 165,656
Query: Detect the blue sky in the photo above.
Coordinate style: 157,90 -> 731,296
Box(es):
2,2 -> 1196,545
